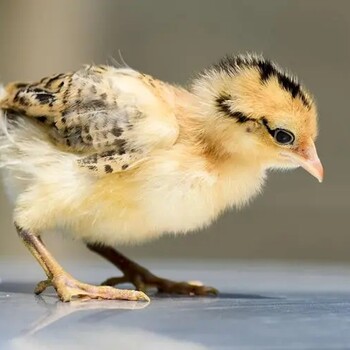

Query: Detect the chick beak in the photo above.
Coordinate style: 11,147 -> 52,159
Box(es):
281,139 -> 324,183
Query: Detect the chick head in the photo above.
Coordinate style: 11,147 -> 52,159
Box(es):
192,53 -> 323,182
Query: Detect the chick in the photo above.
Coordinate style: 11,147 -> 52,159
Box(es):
0,54 -> 323,302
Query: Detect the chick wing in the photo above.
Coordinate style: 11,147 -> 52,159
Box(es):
1,65 -> 179,174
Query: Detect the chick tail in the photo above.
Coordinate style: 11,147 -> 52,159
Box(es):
0,85 -> 79,200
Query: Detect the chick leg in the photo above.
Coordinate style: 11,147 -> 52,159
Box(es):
16,225 -> 149,302
87,243 -> 218,296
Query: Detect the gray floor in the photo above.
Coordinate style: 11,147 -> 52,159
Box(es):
1,260 -> 350,350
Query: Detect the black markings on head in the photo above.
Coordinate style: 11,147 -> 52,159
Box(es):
257,60 -> 274,81
216,93 -> 254,123
122,164 -> 129,170
215,93 -> 231,114
90,85 -> 97,94
278,74 -> 299,98
230,111 -> 251,123
105,165 -> 113,173
213,54 -> 311,109
298,93 -> 311,108
261,117 -> 275,138
100,93 -> 107,100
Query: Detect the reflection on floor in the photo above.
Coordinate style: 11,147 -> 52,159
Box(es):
1,260 -> 350,349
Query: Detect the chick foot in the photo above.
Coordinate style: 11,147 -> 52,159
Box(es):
87,243 -> 218,296
16,226 -> 149,302
35,274 -> 149,302
102,271 -> 218,296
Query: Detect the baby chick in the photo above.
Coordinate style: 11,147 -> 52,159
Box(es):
0,54 -> 323,302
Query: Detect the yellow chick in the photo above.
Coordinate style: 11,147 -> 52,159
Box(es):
0,53 -> 323,302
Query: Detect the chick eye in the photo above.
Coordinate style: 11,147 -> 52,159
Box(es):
274,129 -> 295,145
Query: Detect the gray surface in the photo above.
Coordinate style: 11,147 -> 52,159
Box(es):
1,260 -> 350,349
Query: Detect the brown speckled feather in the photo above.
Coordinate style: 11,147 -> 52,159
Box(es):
1,65 -> 178,175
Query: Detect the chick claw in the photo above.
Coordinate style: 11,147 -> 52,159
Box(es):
34,274 -> 150,302
101,266 -> 218,296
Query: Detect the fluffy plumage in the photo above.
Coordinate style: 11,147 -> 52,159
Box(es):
0,53 -> 323,301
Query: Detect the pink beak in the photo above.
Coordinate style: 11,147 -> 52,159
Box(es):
281,139 -> 324,183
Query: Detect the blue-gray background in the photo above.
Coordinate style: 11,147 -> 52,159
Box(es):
0,0 -> 348,263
